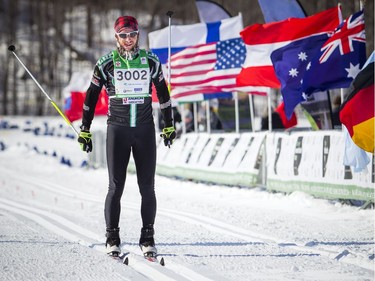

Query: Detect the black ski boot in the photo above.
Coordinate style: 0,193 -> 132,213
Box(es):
106,227 -> 121,256
139,225 -> 157,257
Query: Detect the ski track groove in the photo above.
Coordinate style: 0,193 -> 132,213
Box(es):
0,169 -> 214,281
0,198 -> 202,281
2,168 -> 373,272
0,204 -> 133,281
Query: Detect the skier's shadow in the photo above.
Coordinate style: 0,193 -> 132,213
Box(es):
155,241 -> 320,258
158,241 -> 264,247
158,240 -> 375,258
304,240 -> 374,247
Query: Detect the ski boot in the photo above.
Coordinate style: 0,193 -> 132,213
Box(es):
106,227 -> 121,257
139,225 -> 157,258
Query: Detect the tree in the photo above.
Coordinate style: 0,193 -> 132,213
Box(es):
0,0 -> 373,116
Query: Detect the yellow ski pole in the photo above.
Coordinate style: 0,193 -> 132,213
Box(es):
8,45 -> 79,137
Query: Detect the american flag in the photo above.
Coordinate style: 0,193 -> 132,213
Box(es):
170,38 -> 254,99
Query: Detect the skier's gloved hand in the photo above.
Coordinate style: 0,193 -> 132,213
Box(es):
160,126 -> 176,147
78,128 -> 92,153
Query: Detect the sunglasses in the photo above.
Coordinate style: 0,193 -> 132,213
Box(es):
116,31 -> 139,39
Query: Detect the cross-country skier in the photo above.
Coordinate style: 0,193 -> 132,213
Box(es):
77,15 -> 176,257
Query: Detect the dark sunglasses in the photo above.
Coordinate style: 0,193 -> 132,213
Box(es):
116,31 -> 139,39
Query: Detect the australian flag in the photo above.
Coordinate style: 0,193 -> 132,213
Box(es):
271,34 -> 330,119
302,10 -> 366,96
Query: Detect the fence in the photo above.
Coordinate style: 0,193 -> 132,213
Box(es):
89,128 -> 374,203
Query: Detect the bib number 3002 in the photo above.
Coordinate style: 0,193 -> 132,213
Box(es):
114,67 -> 150,97
116,69 -> 147,81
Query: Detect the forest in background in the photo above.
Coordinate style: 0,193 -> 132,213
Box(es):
0,0 -> 373,116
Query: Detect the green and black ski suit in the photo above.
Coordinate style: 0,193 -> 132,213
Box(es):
81,49 -> 173,229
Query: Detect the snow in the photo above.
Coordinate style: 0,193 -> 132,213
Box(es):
0,117 -> 374,281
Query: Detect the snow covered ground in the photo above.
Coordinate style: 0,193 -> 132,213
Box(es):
0,117 -> 374,281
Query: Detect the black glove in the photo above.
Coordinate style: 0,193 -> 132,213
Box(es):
78,130 -> 92,153
160,126 -> 176,147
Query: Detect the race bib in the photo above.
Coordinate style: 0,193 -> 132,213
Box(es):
113,50 -> 151,98
114,68 -> 150,98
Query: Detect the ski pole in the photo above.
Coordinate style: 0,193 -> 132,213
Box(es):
166,10 -> 173,93
8,45 -> 79,137
166,11 -> 173,148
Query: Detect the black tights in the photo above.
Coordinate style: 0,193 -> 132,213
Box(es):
104,123 -> 157,230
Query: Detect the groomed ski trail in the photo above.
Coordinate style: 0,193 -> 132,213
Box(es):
2,167 -> 372,273
0,197 -> 214,281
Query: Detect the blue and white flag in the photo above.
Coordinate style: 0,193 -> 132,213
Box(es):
194,0 -> 233,100
148,14 -> 243,65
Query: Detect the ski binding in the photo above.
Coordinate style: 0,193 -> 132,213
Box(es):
144,252 -> 165,266
108,251 -> 129,265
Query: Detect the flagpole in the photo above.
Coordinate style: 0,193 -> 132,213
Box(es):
248,94 -> 255,132
234,92 -> 239,133
267,90 -> 273,131
326,90 -> 335,129
338,2 -> 345,131
180,103 -> 186,134
166,11 -> 173,92
340,84 -> 345,132
206,101 -> 211,134
193,102 -> 198,133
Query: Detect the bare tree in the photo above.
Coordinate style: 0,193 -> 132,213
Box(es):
2,0 -> 19,115
0,0 -> 373,116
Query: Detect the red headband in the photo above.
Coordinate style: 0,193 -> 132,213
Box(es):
114,16 -> 138,33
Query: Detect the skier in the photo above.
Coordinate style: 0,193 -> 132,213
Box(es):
77,15 -> 176,257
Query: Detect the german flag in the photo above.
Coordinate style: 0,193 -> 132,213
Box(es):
339,58 -> 374,153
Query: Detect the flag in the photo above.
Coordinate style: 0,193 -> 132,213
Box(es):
271,34 -> 330,118
237,6 -> 340,88
342,126 -> 370,173
64,90 -> 108,122
148,14 -> 243,101
194,0 -> 233,100
148,14 -> 243,65
257,0 -> 304,123
195,0 -> 231,23
170,38 -> 258,100
257,0 -> 305,23
339,54 -> 374,153
302,10 -> 367,96
274,101 -> 297,128
63,72 -> 108,122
